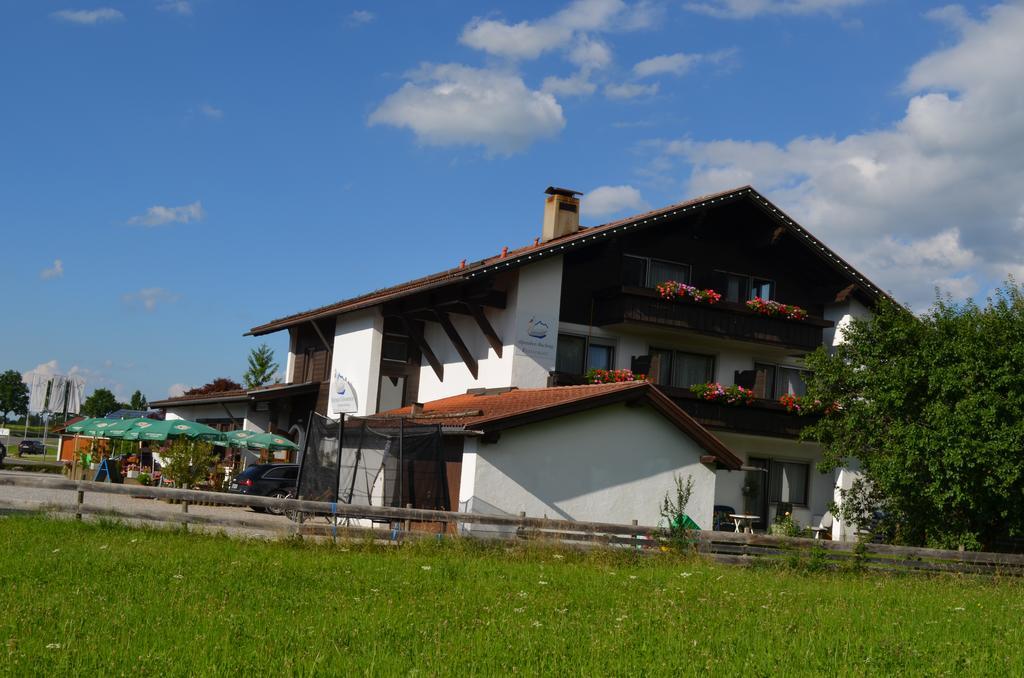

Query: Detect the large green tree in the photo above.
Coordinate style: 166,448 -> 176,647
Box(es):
81,388 -> 120,418
0,370 -> 30,425
803,285 -> 1024,550
243,344 -> 279,389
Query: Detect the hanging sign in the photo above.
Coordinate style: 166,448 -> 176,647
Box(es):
329,370 -> 358,414
515,314 -> 557,367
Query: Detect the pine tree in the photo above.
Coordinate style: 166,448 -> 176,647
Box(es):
243,344 -> 279,389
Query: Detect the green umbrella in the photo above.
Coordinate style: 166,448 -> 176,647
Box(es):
104,418 -> 150,438
224,430 -> 297,450
120,419 -> 226,442
65,418 -> 122,437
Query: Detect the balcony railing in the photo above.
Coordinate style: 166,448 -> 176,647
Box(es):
547,372 -> 815,439
592,287 -> 832,352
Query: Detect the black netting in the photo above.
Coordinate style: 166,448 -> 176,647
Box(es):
296,413 -> 447,510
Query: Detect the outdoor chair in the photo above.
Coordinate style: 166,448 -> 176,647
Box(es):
812,511 -> 833,539
712,504 -> 736,532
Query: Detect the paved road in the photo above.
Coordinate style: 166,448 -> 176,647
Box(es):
0,471 -> 293,538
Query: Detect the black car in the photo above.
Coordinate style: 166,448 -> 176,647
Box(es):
227,464 -> 299,515
18,440 -> 45,456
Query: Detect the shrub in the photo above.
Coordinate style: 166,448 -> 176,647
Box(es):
659,474 -> 696,551
159,438 -> 217,489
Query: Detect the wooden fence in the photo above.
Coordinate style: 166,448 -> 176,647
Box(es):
2,471 -> 1023,576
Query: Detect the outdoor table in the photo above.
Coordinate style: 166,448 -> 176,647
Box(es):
728,514 -> 759,534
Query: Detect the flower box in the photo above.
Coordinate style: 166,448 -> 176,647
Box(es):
656,281 -> 723,305
745,297 -> 808,320
689,382 -> 755,405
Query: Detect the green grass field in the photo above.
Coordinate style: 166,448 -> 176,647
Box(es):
2,516 -> 1022,676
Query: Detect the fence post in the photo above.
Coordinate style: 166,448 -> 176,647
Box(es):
181,499 -> 189,531
404,503 -> 412,537
75,488 -> 84,521
632,519 -> 639,549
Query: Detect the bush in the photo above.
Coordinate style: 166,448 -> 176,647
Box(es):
159,438 -> 217,489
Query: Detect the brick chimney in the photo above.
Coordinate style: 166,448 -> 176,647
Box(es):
542,186 -> 582,242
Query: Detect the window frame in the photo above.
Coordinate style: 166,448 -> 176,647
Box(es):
556,333 -> 617,375
716,269 -> 777,303
752,362 -> 810,399
624,254 -> 691,289
649,346 -> 716,388
767,459 -> 811,507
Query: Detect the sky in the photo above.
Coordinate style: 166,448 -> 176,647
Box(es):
3,0 -> 1023,405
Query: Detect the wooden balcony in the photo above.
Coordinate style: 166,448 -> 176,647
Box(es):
546,373 -> 816,439
662,386 -> 817,439
592,287 -> 832,352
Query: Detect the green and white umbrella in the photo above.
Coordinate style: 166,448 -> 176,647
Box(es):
223,430 -> 297,451
65,418 -> 122,437
120,419 -> 226,443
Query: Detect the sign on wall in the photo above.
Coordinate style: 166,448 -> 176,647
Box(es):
329,370 -> 358,414
515,314 -> 558,368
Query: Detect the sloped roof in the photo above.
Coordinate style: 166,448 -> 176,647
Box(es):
248,186 -> 891,337
377,381 -> 743,469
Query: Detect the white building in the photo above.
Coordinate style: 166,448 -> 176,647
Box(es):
169,186 -> 886,536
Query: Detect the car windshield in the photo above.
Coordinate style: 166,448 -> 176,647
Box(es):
235,467 -> 264,480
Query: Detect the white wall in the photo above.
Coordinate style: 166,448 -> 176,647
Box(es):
712,431 -> 832,529
285,328 -> 296,383
509,256 -> 563,389
462,402 -> 717,534
824,298 -> 872,350
417,257 -> 563,402
327,308 -> 384,417
164,402 -> 247,425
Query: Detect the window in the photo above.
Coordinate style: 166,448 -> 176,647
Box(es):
768,460 -> 809,506
381,334 -> 410,363
721,272 -> 775,303
624,255 -> 690,289
753,363 -> 808,399
650,348 -> 715,387
556,334 -> 615,374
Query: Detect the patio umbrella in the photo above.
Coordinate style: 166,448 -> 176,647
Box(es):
65,418 -> 122,437
120,419 -> 226,443
223,430 -> 298,451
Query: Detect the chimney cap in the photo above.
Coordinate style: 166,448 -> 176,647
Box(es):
545,186 -> 582,198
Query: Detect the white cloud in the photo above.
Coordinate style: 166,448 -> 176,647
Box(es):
459,0 -> 627,60
25,360 -> 60,380
348,10 -> 375,26
604,82 -> 659,99
127,201 -> 204,227
51,8 -> 124,24
199,103 -> 223,119
542,73 -> 597,97
569,36 -> 613,70
157,1 -> 192,16
369,63 -> 565,155
582,185 -> 648,218
167,383 -> 190,398
633,49 -> 736,78
122,288 -> 179,312
684,0 -> 867,19
40,259 -> 64,280
658,2 -> 1024,308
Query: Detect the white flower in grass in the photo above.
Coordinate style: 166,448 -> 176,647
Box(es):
531,621 -> 542,627
552,554 -> 564,560
514,607 -> 525,613
52,549 -> 60,553
538,581 -> 548,585
679,572 -> 692,578
99,544 -> 108,550
517,590 -> 528,598
172,574 -> 183,580
46,643 -> 61,649
130,539 -> 138,544
554,608 -> 568,614
421,565 -> 432,571
628,575 -> 637,580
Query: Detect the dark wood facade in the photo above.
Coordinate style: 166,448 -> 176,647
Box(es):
593,287 -> 831,352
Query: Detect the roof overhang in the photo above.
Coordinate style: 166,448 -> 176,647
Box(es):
247,186 -> 894,336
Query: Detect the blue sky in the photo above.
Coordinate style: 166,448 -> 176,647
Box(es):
4,0 -> 1023,404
